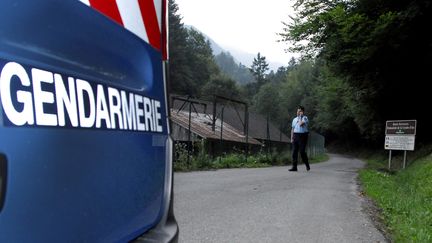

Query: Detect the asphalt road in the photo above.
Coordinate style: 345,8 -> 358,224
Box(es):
174,154 -> 387,243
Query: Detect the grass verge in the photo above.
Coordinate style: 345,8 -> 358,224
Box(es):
359,153 -> 432,242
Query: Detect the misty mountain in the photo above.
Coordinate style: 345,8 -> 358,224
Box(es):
211,40 -> 284,72
185,25 -> 252,84
186,25 -> 284,74
214,51 -> 254,85
185,25 -> 285,85
227,49 -> 284,72
185,25 -> 224,55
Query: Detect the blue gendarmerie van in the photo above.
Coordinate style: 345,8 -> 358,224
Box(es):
0,0 -> 178,242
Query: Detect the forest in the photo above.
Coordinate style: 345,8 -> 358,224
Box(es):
168,0 -> 432,148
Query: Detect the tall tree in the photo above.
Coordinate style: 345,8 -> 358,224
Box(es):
168,0 -> 193,95
311,63 -> 361,141
168,0 -> 222,97
185,27 -> 219,94
249,52 -> 269,87
253,83 -> 281,119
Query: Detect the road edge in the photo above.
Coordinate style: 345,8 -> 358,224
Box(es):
355,173 -> 393,243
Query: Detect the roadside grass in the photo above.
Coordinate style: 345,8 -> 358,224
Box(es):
359,149 -> 432,242
174,143 -> 329,172
174,152 -> 271,171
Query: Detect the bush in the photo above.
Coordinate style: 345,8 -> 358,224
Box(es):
173,142 -> 192,171
173,140 -> 327,171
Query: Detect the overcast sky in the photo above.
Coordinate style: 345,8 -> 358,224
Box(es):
175,0 -> 298,67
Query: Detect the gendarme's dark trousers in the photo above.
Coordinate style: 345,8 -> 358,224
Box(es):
292,132 -> 310,169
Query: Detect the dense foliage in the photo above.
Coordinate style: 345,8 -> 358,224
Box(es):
279,0 -> 432,144
169,0 -> 432,147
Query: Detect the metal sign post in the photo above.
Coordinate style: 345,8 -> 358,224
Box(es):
388,150 -> 392,170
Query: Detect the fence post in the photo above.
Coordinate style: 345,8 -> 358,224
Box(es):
219,106 -> 224,163
187,102 -> 192,166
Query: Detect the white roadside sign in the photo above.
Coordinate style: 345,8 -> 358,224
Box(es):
385,120 -> 417,169
385,135 -> 415,151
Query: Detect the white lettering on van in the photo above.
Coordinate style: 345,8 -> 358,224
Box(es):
0,61 -> 164,133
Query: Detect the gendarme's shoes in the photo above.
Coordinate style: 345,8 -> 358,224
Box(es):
288,168 -> 298,171
306,166 -> 310,171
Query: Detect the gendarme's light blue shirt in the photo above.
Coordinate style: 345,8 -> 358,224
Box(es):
292,115 -> 309,133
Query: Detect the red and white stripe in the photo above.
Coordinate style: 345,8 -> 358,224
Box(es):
79,0 -> 168,60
